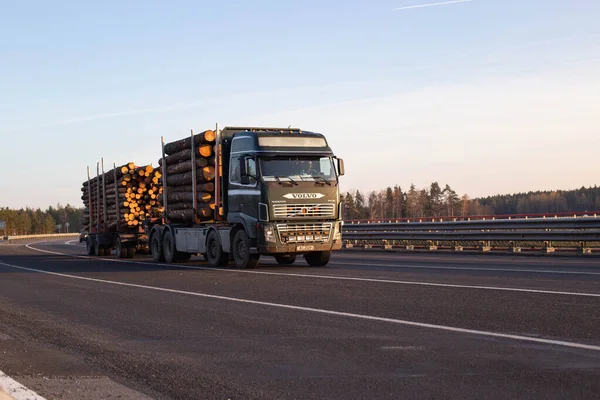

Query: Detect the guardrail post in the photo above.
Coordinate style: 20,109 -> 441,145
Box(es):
508,241 -> 522,253
426,240 -> 438,251
479,241 -> 491,252
452,242 -> 463,252
542,241 -> 555,254
578,241 -> 592,255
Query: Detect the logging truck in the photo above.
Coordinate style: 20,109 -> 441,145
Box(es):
149,126 -> 345,268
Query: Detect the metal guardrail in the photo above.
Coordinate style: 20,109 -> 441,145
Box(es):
343,217 -> 600,232
344,211 -> 600,224
0,233 -> 79,244
341,216 -> 600,253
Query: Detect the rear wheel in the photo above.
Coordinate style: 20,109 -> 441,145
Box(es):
304,251 -> 331,267
163,230 -> 177,263
206,230 -> 228,267
126,247 -> 135,258
162,230 -> 188,263
86,236 -> 96,256
232,230 -> 259,269
94,238 -> 102,257
116,237 -> 127,259
275,254 -> 296,265
151,234 -> 164,263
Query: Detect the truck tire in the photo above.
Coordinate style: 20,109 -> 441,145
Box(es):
150,234 -> 165,263
162,230 -> 188,263
275,254 -> 296,265
94,238 -> 102,257
206,230 -> 228,267
232,230 -> 259,269
126,247 -> 135,258
304,251 -> 331,267
86,236 -> 96,256
116,237 -> 127,259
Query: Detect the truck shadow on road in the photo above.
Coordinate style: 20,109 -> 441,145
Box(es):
0,253 -> 319,273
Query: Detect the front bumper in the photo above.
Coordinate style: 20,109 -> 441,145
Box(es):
258,220 -> 343,255
259,240 -> 342,255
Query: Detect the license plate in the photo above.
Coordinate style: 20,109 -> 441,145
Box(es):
296,245 -> 314,251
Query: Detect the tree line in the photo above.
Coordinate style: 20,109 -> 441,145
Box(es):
342,183 -> 600,220
0,204 -> 85,236
1,184 -> 599,234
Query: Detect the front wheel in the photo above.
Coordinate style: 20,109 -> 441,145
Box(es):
304,251 -> 331,267
206,230 -> 228,267
232,230 -> 259,269
275,254 -> 296,265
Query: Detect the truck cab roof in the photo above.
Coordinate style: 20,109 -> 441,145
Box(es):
221,126 -> 334,157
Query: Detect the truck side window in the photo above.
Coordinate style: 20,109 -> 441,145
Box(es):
230,156 -> 241,183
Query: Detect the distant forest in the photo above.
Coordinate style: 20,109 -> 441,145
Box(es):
1,184 -> 600,235
342,183 -> 600,220
0,204 -> 85,236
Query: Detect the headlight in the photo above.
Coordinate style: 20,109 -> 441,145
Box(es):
264,224 -> 276,243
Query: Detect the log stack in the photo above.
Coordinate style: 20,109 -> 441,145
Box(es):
158,129 -> 217,222
81,162 -> 164,232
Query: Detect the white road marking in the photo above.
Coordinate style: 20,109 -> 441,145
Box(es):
1,259 -> 600,353
24,243 -> 600,298
0,369 -> 47,400
334,261 -> 600,276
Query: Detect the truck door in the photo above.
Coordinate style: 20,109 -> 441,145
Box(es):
229,154 -> 259,219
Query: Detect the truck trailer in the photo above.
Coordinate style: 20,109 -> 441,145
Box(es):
82,161 -> 163,258
150,126 -> 345,268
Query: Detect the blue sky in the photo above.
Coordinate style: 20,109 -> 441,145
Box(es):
1,0 -> 599,209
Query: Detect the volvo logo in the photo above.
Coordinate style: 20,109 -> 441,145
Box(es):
283,193 -> 325,199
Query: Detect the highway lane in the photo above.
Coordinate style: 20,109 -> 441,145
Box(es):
0,241 -> 599,399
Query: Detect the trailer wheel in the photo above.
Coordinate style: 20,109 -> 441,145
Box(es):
304,251 -> 331,267
232,230 -> 259,269
275,254 -> 296,265
86,236 -> 96,256
94,238 -> 102,257
116,237 -> 127,259
126,247 -> 135,258
206,230 -> 228,267
150,234 -> 165,263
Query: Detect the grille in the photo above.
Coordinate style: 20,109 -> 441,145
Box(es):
273,203 -> 335,218
276,223 -> 333,243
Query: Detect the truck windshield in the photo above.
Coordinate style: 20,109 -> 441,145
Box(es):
260,157 -> 337,183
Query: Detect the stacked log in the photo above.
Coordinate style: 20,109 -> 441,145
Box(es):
158,129 -> 217,222
81,162 -> 164,231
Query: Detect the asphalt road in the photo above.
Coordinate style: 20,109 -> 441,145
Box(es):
1,241 -> 599,399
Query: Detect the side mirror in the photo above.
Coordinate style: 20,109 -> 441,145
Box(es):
337,158 -> 345,176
